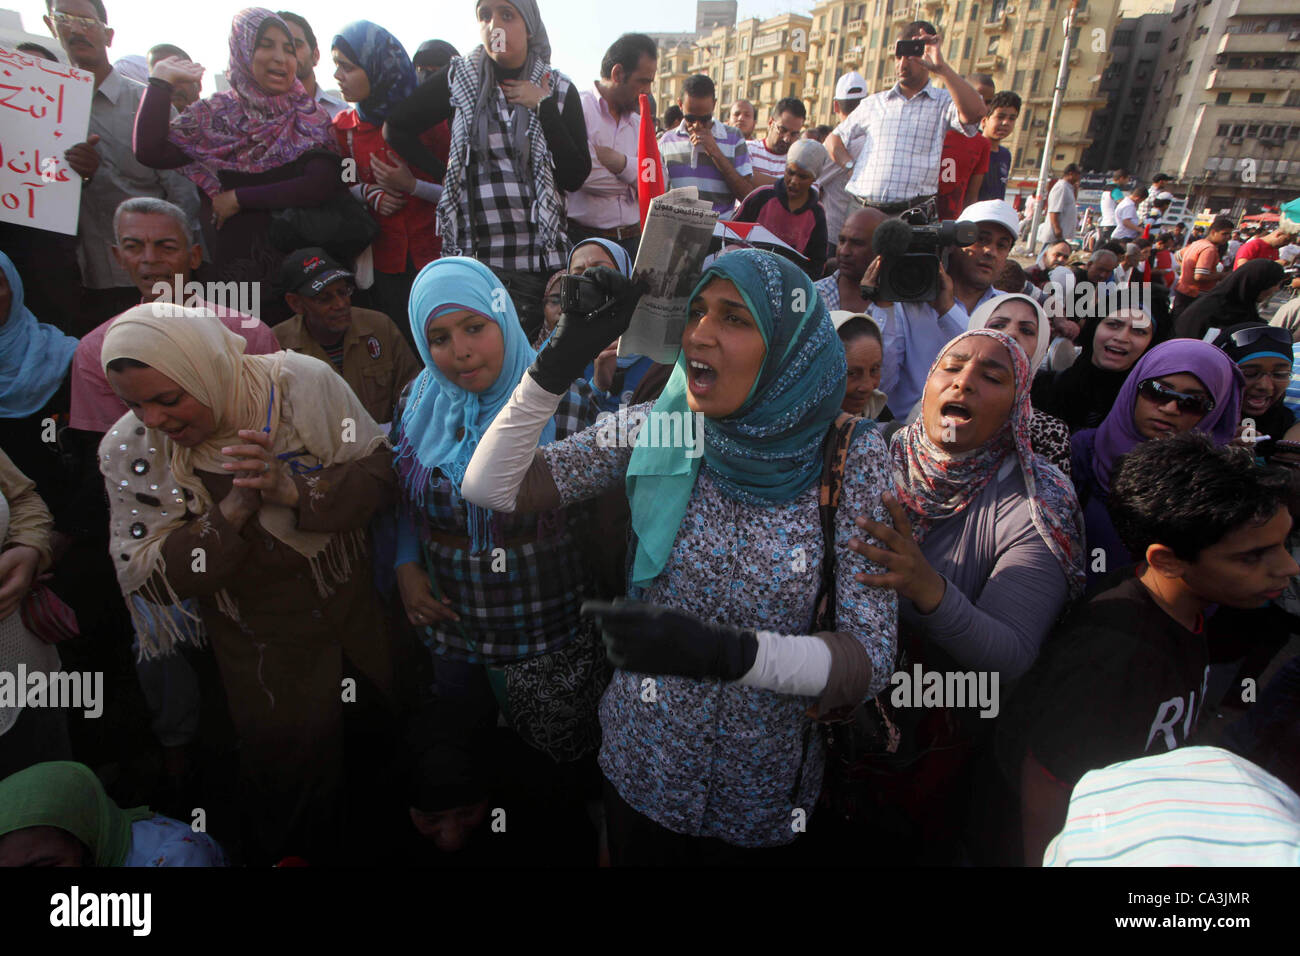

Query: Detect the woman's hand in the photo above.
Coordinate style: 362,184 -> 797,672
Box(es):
370,151 -> 418,196
396,562 -> 460,628
376,190 -> 407,216
849,492 -> 947,614
528,267 -> 646,395
212,190 -> 240,229
150,55 -> 205,87
221,429 -> 299,508
0,545 -> 42,619
500,72 -> 552,110
592,342 -> 619,393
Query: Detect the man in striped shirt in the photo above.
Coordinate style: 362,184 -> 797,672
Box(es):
660,74 -> 754,215
748,97 -> 807,188
824,20 -> 987,220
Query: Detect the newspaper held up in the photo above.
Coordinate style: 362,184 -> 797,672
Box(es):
618,187 -> 719,365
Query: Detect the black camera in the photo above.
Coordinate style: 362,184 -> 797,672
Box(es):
559,272 -> 609,316
866,215 -> 979,303
894,38 -> 926,58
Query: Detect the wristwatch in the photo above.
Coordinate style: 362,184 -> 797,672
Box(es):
843,159 -> 856,172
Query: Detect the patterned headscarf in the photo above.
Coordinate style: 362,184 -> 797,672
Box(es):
438,0 -> 564,263
0,762 -> 153,867
627,250 -> 846,586
167,8 -> 338,198
569,237 -> 633,277
392,257 -> 555,554
1086,338 -> 1243,495
332,21 -> 418,126
0,250 -> 78,419
890,328 -> 1086,598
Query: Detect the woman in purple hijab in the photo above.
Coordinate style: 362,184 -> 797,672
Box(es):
1071,338 -> 1244,588
134,8 -> 343,321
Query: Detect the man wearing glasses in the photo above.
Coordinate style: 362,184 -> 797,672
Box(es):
747,97 -> 807,189
825,20 -> 987,222
658,74 -> 754,215
44,0 -> 201,331
273,249 -> 421,428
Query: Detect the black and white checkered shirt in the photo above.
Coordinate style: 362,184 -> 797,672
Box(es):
468,74 -> 573,274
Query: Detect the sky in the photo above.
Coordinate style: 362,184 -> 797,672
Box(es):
13,0 -> 810,93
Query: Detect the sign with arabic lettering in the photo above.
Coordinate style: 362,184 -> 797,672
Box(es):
0,46 -> 94,236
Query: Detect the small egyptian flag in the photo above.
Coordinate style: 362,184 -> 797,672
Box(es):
637,93 -> 665,229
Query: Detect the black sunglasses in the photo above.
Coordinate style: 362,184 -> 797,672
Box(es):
1226,325 -> 1292,353
1137,377 -> 1216,416
682,113 -> 712,125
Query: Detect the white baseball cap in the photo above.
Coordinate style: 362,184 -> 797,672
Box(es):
957,199 -> 1020,241
1155,191 -> 1175,202
834,71 -> 867,100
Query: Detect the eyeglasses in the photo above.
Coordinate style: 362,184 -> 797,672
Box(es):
682,114 -> 712,126
49,12 -> 103,30
1225,325 -> 1292,354
1137,378 -> 1216,416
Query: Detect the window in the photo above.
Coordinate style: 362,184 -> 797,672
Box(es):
987,35 -> 1000,55
1260,125 -> 1275,138
1029,0 -> 1040,9
1249,92 -> 1266,104
1172,93 -> 1182,107
1231,124 -> 1244,136
1113,30 -> 1134,46
1014,147 -> 1023,166
1040,29 -> 1051,52
964,37 -> 973,58
1290,125 -> 1300,139
1217,122 -> 1231,136
1022,29 -> 1035,52
1022,108 -> 1033,129
1246,124 -> 1259,136
791,82 -> 797,97
1144,31 -> 1161,42
1168,37 -> 1179,52
872,28 -> 879,48
1032,69 -> 1041,92
1161,127 -> 1171,144
956,1 -> 965,17
971,5 -> 979,22
1013,69 -> 1026,89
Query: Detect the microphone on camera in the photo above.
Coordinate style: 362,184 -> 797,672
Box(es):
872,218 -> 914,258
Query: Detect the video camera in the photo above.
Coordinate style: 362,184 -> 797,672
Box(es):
864,212 -> 979,303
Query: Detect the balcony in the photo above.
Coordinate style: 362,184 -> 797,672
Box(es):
975,54 -> 1007,72
1051,49 -> 1083,66
1206,67 -> 1298,91
1218,32 -> 1300,55
982,13 -> 1009,31
892,8 -> 910,24
1072,8 -> 1089,23
809,29 -> 824,44
1228,0 -> 1293,16
846,17 -> 866,34
803,86 -> 821,100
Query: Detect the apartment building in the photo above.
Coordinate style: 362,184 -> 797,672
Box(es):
1134,0 -> 1300,217
1081,6 -> 1173,173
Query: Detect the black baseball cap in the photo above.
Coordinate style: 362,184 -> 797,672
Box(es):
279,247 -> 354,297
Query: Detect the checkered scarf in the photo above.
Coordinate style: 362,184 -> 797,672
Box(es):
438,47 -> 565,266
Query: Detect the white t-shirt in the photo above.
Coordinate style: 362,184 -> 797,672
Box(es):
1100,186 -> 1122,227
1111,197 -> 1140,240
1038,179 -> 1078,243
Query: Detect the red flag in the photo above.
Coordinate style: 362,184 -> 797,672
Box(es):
637,93 -> 664,229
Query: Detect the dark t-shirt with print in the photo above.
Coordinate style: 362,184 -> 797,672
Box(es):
999,572 -> 1210,788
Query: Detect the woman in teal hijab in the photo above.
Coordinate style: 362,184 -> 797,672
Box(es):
461,249 -> 897,859
391,256 -> 609,766
0,761 -> 225,866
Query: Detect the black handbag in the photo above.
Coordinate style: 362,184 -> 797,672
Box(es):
268,189 -> 380,263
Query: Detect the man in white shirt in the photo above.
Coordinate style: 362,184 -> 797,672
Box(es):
824,20 -> 986,220
814,72 -> 867,261
748,98 -> 807,188
1037,164 -> 1081,245
1110,185 -> 1147,242
279,10 -> 346,119
1099,167 -> 1130,243
568,34 -> 658,258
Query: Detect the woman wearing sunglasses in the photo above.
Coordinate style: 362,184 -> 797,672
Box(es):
1071,339 -> 1242,589
1212,322 -> 1295,465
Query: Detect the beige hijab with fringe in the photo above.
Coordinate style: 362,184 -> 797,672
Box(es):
99,304 -> 388,657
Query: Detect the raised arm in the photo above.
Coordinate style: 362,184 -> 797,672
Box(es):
134,79 -> 193,169
384,69 -> 453,181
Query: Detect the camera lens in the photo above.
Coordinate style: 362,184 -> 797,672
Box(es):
891,255 -> 932,301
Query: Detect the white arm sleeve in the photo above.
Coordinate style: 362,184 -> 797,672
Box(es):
737,631 -> 832,698
461,373 -> 562,513
411,180 -> 443,204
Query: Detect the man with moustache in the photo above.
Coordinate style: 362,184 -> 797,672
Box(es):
814,207 -> 887,313
277,10 -> 346,118
728,99 -> 756,140
747,98 -> 807,188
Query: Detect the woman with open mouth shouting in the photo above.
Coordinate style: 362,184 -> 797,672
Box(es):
1031,303 -> 1160,434
841,328 -> 1085,863
462,249 -> 897,862
1071,339 -> 1243,589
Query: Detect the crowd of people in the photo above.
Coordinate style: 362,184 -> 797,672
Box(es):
1,3 -> 1299,869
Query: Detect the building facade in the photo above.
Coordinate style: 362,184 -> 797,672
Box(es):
1133,0 -> 1300,218
1081,7 -> 1173,173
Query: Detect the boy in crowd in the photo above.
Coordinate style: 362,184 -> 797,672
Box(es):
977,91 -> 1020,203
1001,432 -> 1298,865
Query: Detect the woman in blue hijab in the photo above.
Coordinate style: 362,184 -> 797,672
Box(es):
330,20 -> 444,342
390,256 -> 608,767
461,248 -> 898,861
0,251 -> 79,512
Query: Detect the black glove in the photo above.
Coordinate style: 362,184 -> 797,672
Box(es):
581,600 -> 758,681
527,266 -> 645,395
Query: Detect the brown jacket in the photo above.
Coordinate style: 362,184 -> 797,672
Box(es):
273,307 -> 421,425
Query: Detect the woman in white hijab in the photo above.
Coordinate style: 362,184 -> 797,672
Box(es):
967,293 -> 1072,476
